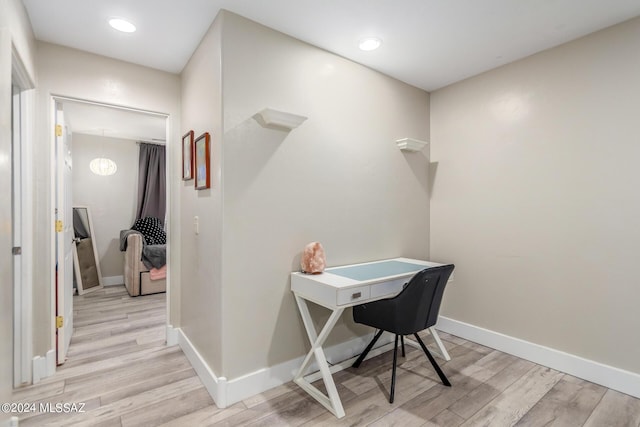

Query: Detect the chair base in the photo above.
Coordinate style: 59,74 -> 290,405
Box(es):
352,329 -> 383,368
352,330 -> 451,403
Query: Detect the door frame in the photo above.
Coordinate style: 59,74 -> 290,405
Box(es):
53,101 -> 74,364
12,45 -> 34,387
49,94 -> 172,362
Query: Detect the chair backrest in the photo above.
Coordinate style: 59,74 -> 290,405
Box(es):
394,264 -> 455,334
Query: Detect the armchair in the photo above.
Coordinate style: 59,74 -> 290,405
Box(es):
123,232 -> 166,296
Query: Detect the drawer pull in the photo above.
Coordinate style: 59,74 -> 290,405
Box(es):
352,292 -> 362,299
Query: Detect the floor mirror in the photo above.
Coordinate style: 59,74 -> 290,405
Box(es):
72,206 -> 104,294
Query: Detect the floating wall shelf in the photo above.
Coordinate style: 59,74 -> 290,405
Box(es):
255,108 -> 308,130
396,138 -> 428,152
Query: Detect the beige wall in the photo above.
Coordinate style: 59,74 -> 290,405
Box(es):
34,42 -> 181,356
219,12 -> 430,379
180,14 -> 224,374
431,16 -> 640,374
72,134 -> 139,278
1,0 -> 36,416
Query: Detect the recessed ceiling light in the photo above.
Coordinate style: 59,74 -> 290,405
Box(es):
359,37 -> 382,51
109,18 -> 136,33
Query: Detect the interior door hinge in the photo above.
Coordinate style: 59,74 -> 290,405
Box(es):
55,220 -> 63,233
55,124 -> 62,137
56,316 -> 64,329
12,247 -> 22,255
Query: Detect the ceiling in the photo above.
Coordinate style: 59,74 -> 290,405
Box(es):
21,0 -> 640,92
21,1 -> 640,141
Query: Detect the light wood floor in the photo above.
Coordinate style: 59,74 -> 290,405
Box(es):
12,286 -> 640,426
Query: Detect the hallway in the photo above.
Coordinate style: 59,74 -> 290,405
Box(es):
10,286 -> 640,426
12,287 -> 214,426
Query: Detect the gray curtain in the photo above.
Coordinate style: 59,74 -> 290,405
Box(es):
136,143 -> 166,221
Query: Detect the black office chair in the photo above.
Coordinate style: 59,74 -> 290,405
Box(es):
351,264 -> 455,403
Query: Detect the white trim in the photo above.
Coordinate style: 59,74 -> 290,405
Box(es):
20,89 -> 34,384
46,349 -> 56,378
31,356 -> 45,384
11,45 -> 35,89
32,349 -> 56,384
49,97 -> 57,354
436,316 -> 640,399
175,326 -> 396,409
190,317 -> 640,407
1,416 -> 19,427
101,275 -> 124,286
11,49 -> 35,387
176,328 -> 227,407
52,94 -> 167,117
166,325 -> 179,346
226,332 -> 395,406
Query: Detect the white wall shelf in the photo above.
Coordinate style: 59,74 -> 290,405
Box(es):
255,108 -> 307,130
396,138 -> 428,152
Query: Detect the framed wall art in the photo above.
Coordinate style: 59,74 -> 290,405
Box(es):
194,132 -> 211,190
182,130 -> 194,180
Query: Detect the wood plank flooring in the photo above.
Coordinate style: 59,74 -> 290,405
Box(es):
11,286 -> 640,426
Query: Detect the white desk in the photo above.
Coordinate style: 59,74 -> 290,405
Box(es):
291,257 -> 451,418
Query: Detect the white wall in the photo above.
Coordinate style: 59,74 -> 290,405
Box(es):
431,16 -> 640,374
34,42 -> 181,357
220,12 -> 430,379
179,10 -> 430,382
0,0 -> 36,418
72,133 -> 139,278
180,13 -> 224,374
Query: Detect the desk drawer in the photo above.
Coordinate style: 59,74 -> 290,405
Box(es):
370,278 -> 406,299
337,286 -> 370,306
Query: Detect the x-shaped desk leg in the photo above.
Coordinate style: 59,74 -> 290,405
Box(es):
293,294 -> 346,418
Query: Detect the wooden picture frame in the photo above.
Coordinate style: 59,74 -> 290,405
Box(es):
182,130 -> 194,180
194,132 -> 211,190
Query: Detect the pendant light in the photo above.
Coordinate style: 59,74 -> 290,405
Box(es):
89,130 -> 117,176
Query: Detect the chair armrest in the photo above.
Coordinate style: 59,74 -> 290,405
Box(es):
126,233 -> 144,257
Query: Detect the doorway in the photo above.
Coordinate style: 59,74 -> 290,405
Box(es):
51,96 -> 170,365
12,55 -> 35,387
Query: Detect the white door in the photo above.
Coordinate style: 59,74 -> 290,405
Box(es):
55,102 -> 74,365
12,85 -> 25,386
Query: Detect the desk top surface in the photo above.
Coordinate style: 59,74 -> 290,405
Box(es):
326,260 -> 426,281
291,257 -> 443,288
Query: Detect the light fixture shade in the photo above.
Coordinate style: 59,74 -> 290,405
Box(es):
90,158 -> 117,176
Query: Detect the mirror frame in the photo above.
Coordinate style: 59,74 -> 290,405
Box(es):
73,205 -> 104,295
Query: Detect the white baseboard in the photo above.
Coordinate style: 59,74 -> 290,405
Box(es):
176,317 -> 640,409
102,276 -> 124,286
1,416 -> 19,427
45,350 -> 56,377
175,328 -> 228,408
225,332 -> 394,406
32,356 -> 43,384
32,349 -> 56,384
175,326 -> 394,409
32,355 -> 45,384
166,325 -> 179,346
436,316 -> 640,399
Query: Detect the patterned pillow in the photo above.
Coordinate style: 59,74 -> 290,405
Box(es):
131,217 -> 166,245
